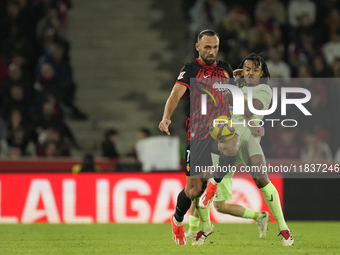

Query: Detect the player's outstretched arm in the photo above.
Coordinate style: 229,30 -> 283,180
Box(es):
244,98 -> 263,118
159,83 -> 187,135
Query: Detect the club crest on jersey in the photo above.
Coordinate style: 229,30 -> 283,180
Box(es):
223,70 -> 230,78
177,71 -> 185,80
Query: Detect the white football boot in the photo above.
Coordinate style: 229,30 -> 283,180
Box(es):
256,211 -> 270,238
192,224 -> 214,246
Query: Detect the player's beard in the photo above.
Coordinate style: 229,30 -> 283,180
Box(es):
202,55 -> 216,65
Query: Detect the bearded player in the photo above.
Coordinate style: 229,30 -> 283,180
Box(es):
158,30 -> 262,245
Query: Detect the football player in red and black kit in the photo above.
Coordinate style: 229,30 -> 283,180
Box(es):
159,29 -> 239,245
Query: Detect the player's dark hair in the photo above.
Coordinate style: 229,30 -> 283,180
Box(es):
197,29 -> 219,42
238,53 -> 270,87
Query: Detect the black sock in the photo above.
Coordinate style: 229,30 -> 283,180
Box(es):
213,152 -> 238,183
174,189 -> 192,222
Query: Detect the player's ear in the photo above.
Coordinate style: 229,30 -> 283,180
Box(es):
195,43 -> 199,52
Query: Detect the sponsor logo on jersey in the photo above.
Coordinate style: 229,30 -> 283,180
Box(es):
213,82 -> 229,95
213,82 -> 229,92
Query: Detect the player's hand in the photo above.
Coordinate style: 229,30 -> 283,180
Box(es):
159,119 -> 171,135
233,69 -> 243,79
249,126 -> 265,137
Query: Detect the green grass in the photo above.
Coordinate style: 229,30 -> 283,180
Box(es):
0,222 -> 339,255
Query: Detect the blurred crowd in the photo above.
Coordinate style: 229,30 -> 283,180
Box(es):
1,0 -> 339,165
0,0 -> 87,159
181,0 -> 340,161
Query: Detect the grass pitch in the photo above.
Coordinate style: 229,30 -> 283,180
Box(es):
0,222 -> 339,255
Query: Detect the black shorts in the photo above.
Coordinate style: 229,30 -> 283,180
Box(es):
185,136 -> 218,177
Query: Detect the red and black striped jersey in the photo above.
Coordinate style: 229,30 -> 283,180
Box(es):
176,58 -> 235,141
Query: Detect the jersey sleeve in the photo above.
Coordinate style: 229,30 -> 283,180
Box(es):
175,63 -> 191,91
252,84 -> 272,110
222,61 -> 236,85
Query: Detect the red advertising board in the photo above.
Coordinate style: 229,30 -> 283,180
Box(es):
0,173 -> 282,223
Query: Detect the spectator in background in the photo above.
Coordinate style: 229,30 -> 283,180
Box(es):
263,28 -> 284,55
294,65 -> 328,107
32,0 -> 71,28
288,0 -> 316,28
36,7 -> 67,42
187,0 -> 226,58
43,141 -> 60,158
7,108 -> 25,133
101,129 -> 119,159
1,84 -> 31,120
127,127 -> 151,158
10,52 -> 29,75
255,0 -> 286,26
291,13 -> 316,42
34,98 -> 76,148
217,6 -> 251,54
6,108 -> 35,156
36,43 -> 69,86
7,127 -> 36,157
266,47 -> 291,78
329,58 -> 340,111
72,153 -> 102,173
246,29 -> 266,54
325,9 -> 340,38
8,144 -> 22,159
181,0 -> 197,22
34,62 -> 60,101
137,128 -> 151,141
271,128 -> 300,159
0,1 -> 20,48
35,6 -> 70,60
1,32 -> 36,74
37,128 -> 70,156
293,76 -> 331,144
312,54 -> 332,77
323,30 -> 340,66
227,43 -> 250,69
0,0 -> 85,159
291,32 -> 322,66
300,129 -> 332,162
0,63 -> 29,100
36,43 -> 86,120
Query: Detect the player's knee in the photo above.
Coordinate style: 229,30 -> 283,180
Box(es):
213,201 -> 224,213
185,186 -> 201,199
218,141 -> 238,156
254,178 -> 269,189
250,155 -> 265,167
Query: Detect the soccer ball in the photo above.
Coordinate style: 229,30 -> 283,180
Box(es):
209,115 -> 236,141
